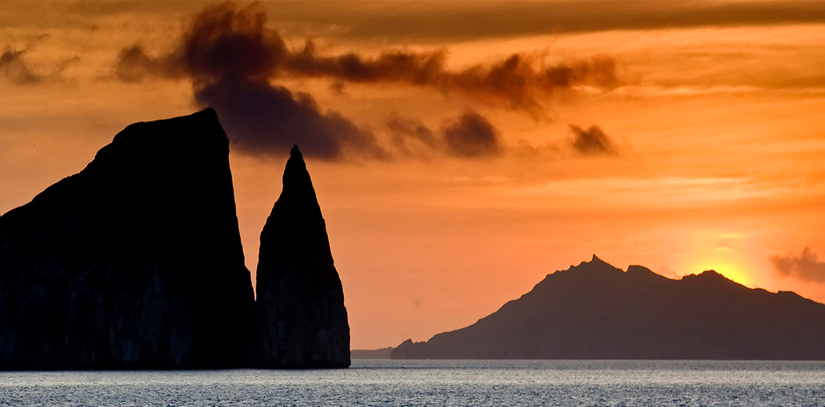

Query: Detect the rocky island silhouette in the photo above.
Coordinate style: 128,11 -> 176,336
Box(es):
0,109 -> 349,369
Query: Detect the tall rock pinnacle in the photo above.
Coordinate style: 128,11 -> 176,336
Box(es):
0,109 -> 255,369
254,145 -> 351,368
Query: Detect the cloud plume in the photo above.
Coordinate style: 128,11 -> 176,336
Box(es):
116,3 -> 383,160
771,247 -> 825,284
388,110 -> 502,159
569,125 -> 619,156
116,4 -> 618,110
114,3 -> 620,159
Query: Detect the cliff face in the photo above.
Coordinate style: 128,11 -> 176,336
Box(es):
254,146 -> 350,368
0,109 -> 254,369
392,255 -> 825,360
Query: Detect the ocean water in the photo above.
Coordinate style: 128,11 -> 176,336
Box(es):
1,360 -> 824,406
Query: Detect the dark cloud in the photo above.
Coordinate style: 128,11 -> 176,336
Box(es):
771,247 -> 825,284
196,76 -> 384,160
115,3 -> 383,160
175,4 -> 287,83
443,111 -> 501,158
115,4 -> 288,84
114,3 -> 623,159
0,47 -> 43,85
569,125 -> 619,156
116,3 -> 619,111
387,110 -> 502,159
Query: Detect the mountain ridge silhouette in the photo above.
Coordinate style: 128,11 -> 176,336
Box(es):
392,255 -> 825,360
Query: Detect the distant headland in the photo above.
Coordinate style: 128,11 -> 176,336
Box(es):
392,255 -> 825,360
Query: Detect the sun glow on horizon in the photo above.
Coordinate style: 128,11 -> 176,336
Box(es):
675,229 -> 762,287
685,262 -> 752,287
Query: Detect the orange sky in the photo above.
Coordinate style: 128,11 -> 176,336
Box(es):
2,1 -> 825,349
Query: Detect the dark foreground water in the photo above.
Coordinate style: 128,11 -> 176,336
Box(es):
1,360 -> 824,406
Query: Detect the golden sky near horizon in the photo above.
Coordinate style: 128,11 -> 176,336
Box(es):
2,1 -> 825,349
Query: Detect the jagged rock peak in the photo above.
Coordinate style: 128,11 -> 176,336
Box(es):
571,254 -> 621,274
576,254 -> 610,267
590,254 -> 607,265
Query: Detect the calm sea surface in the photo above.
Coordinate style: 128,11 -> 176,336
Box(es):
1,360 -> 824,406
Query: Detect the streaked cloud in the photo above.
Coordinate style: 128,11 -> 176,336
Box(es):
516,177 -> 800,210
258,1 -> 825,41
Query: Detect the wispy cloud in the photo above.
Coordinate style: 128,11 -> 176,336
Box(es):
251,1 -> 825,41
0,33 -> 78,86
517,177 -> 797,210
0,47 -> 42,85
771,247 -> 825,284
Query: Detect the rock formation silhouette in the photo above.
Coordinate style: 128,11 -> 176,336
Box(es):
0,110 -> 351,369
254,146 -> 351,368
0,109 -> 254,369
392,255 -> 825,360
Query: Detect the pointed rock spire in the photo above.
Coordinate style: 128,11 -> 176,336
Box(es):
254,145 -> 350,368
